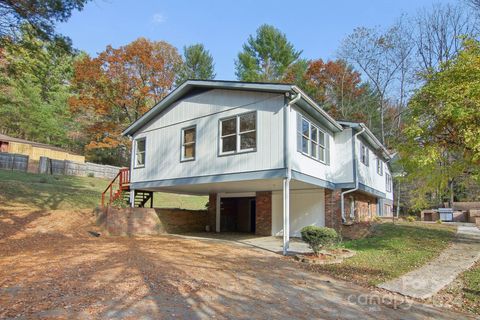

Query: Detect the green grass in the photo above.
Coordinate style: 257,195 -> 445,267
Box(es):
313,222 -> 456,286
0,169 -> 207,211
460,263 -> 480,314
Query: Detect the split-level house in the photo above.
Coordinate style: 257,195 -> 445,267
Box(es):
122,80 -> 393,253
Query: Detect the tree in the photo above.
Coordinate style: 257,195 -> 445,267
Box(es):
300,59 -> 366,119
414,2 -> 478,77
0,0 -> 90,41
235,24 -> 302,82
0,27 -> 76,148
175,44 -> 215,85
399,39 -> 480,209
339,23 -> 411,145
70,38 -> 182,164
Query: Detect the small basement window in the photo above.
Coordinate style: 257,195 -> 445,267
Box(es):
220,111 -> 256,155
135,138 -> 146,167
181,126 -> 196,161
360,142 -> 369,166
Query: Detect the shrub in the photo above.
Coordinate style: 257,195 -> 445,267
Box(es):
407,215 -> 416,222
300,225 -> 338,255
112,197 -> 129,209
87,172 -> 95,178
436,219 -> 443,224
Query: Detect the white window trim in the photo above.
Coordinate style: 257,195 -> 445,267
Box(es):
299,116 -> 327,164
360,142 -> 369,166
386,173 -> 392,192
376,158 -> 383,176
134,137 -> 146,168
181,125 -> 196,162
219,111 -> 257,156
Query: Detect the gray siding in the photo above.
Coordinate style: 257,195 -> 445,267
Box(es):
131,89 -> 285,183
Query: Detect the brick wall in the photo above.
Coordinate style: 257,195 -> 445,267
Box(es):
325,189 -> 378,232
99,207 -> 208,236
255,191 -> 272,236
207,193 -> 217,232
346,192 -> 378,222
325,189 -> 342,231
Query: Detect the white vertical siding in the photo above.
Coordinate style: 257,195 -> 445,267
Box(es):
332,128 -> 354,183
131,89 -> 285,183
356,138 -> 393,200
271,189 -> 325,237
289,107 -> 334,181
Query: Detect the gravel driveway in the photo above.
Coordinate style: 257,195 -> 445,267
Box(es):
0,208 -> 474,319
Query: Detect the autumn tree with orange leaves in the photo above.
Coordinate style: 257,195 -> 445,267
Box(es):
70,38 -> 182,164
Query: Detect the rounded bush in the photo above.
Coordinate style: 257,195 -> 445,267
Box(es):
300,225 -> 338,255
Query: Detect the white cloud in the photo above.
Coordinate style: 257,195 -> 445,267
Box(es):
152,13 -> 165,24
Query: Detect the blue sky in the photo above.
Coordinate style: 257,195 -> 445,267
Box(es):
58,0 -> 453,80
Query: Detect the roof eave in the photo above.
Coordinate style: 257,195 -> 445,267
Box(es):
291,86 -> 343,132
122,80 -> 296,137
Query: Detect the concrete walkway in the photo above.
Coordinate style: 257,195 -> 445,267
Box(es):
379,225 -> 480,299
173,232 -> 312,254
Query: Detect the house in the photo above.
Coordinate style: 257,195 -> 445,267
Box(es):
121,80 -> 394,254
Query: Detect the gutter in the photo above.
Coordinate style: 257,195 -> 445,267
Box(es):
283,91 -> 301,256
340,126 -> 366,222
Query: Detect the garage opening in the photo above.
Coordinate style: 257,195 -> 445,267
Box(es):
220,197 -> 256,233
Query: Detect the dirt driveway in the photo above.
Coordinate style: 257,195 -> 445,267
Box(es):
0,208 -> 473,319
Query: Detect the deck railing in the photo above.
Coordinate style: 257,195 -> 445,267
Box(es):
101,167 -> 130,207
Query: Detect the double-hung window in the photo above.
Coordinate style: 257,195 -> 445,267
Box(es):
376,158 -> 383,175
299,116 -> 327,163
360,142 -> 369,166
220,111 -> 256,155
181,126 -> 196,161
386,173 -> 392,192
135,138 -> 146,167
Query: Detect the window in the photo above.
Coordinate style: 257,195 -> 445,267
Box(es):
376,158 -> 383,176
298,116 -> 327,163
181,126 -> 196,161
135,138 -> 146,167
220,112 -> 256,154
360,142 -> 369,166
386,173 -> 392,192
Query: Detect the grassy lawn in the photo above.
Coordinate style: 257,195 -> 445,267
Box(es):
460,263 -> 480,314
0,169 -> 207,210
308,221 -> 456,286
440,261 -> 480,315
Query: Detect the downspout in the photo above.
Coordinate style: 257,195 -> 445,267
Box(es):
341,126 -> 366,223
283,92 -> 301,256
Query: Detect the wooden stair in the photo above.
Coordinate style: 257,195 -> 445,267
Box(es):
101,168 -> 153,208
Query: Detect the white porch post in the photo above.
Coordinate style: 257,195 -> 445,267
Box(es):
130,189 -> 135,208
283,178 -> 290,255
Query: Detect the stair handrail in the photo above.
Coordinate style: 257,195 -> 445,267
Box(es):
101,167 -> 130,207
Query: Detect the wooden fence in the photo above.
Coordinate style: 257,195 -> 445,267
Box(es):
38,157 -> 120,179
0,152 -> 28,171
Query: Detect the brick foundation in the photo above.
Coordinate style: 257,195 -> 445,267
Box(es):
255,191 -> 272,236
207,193 -> 217,232
345,191 -> 378,222
325,189 -> 378,232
